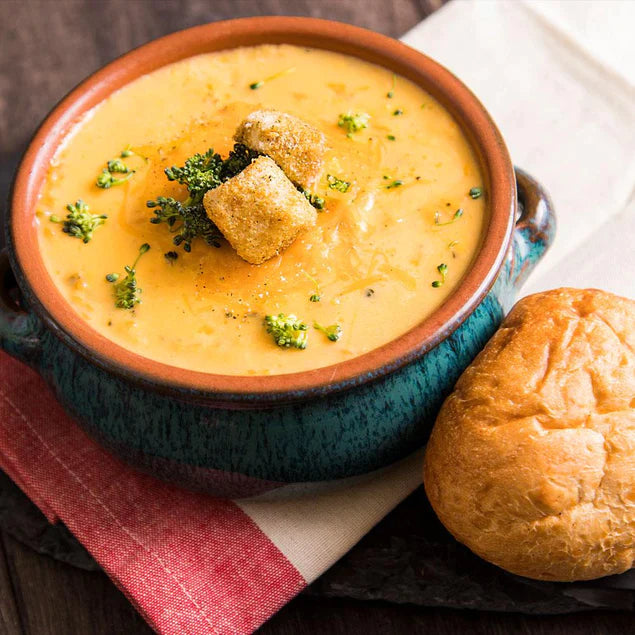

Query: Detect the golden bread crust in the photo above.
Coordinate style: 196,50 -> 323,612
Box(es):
234,110 -> 327,189
423,288 -> 635,581
203,156 -> 316,265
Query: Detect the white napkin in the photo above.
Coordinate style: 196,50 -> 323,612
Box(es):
240,0 -> 635,583
403,0 -> 635,298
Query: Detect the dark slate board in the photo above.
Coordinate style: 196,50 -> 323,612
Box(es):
1,468 -> 633,614
1,151 -> 634,616
0,470 -> 96,570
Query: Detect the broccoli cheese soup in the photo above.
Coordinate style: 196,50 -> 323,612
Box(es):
36,44 -> 487,376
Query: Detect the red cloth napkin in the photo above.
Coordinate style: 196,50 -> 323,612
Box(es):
0,351 -> 306,634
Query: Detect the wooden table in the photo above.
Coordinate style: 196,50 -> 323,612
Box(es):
0,1 -> 629,633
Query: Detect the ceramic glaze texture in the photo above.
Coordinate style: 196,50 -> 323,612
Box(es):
2,19 -> 555,497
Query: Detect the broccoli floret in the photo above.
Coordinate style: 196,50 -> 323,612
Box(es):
173,205 -> 223,253
264,314 -> 309,349
150,143 -> 258,255
106,243 -> 150,310
337,112 -> 370,137
95,149 -> 138,188
107,158 -> 130,174
431,263 -> 448,288
248,67 -> 296,90
327,174 -> 350,193
434,208 -> 463,226
314,322 -> 342,342
302,189 -> 325,210
164,149 -> 225,205
164,144 -> 260,205
147,196 -> 222,253
50,200 -> 107,243
302,271 -> 322,302
220,143 -> 260,182
147,196 -> 182,226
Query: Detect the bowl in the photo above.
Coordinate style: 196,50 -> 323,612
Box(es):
2,17 -> 555,497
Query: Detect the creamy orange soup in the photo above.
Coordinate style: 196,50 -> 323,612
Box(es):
36,44 -> 486,375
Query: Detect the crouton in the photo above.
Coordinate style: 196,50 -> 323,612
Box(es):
234,110 -> 327,189
203,156 -> 317,265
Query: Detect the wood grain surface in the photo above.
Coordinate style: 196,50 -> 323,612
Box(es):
0,1 -> 629,633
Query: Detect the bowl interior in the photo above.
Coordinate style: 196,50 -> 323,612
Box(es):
9,17 -> 515,403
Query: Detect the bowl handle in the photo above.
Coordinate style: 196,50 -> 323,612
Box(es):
510,167 -> 556,288
0,249 -> 43,365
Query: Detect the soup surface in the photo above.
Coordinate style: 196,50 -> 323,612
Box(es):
36,44 -> 486,375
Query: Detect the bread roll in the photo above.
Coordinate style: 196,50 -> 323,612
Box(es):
424,288 -> 635,581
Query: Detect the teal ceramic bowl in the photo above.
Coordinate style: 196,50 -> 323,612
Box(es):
2,18 -> 555,497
